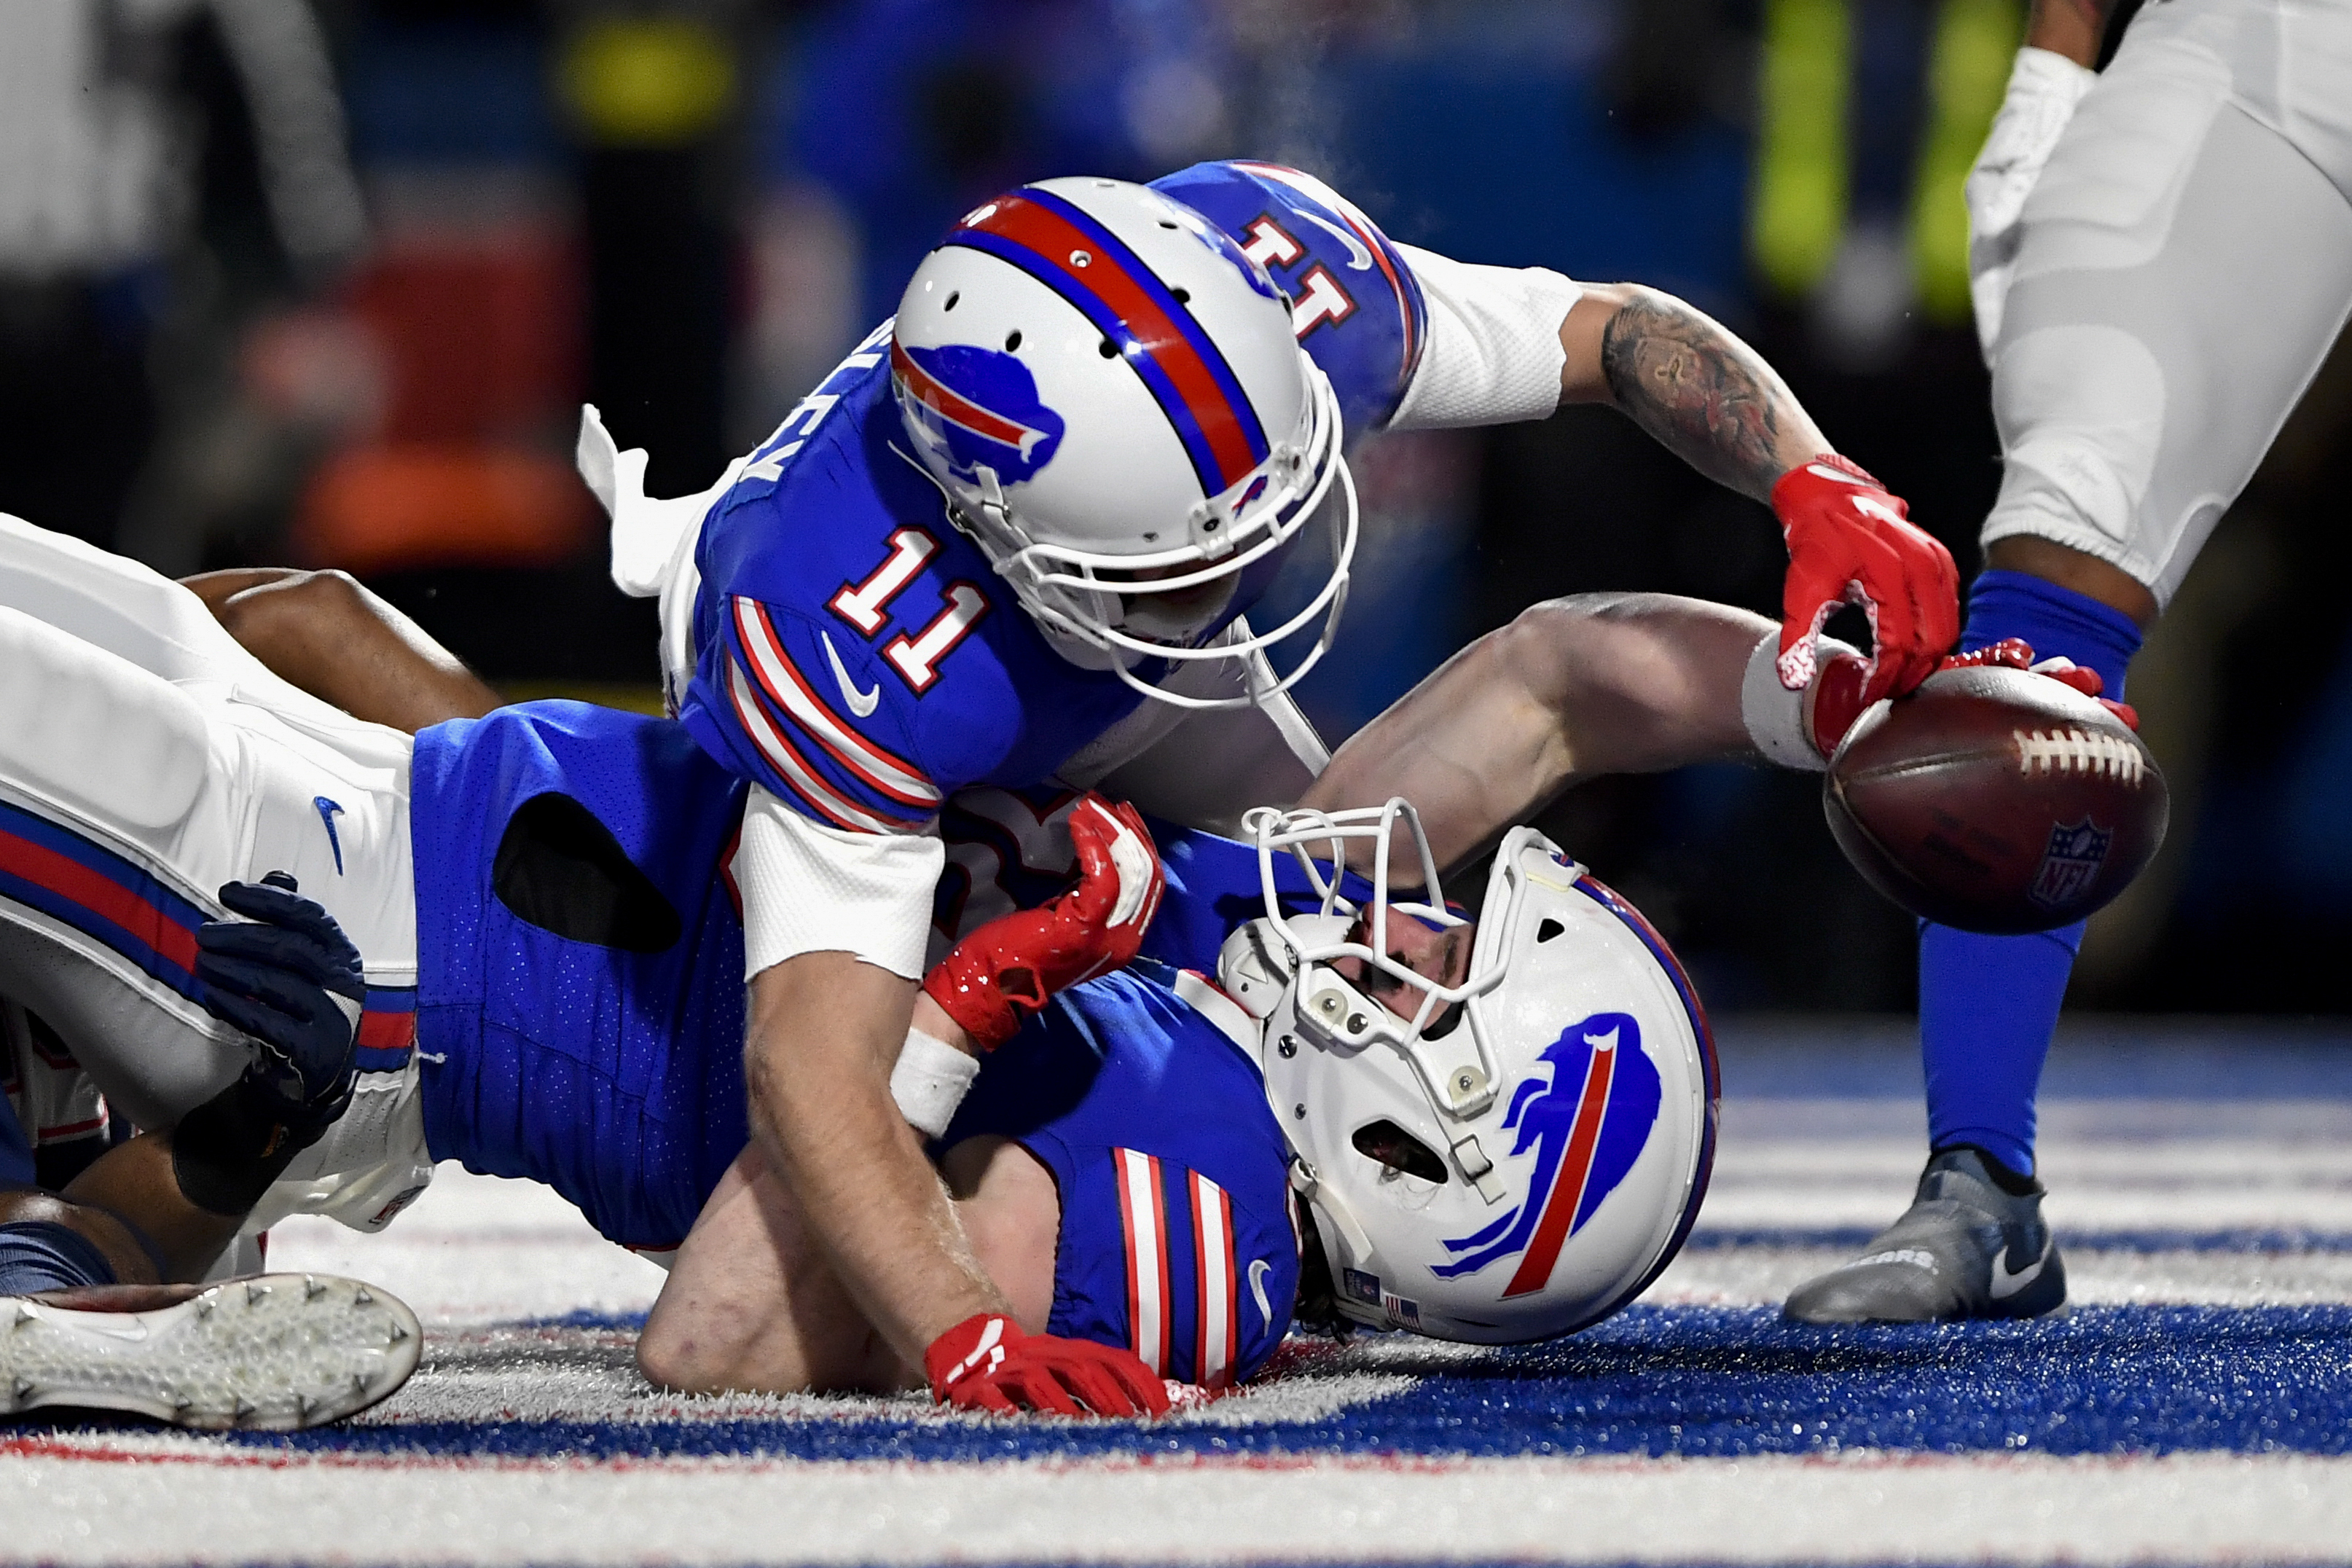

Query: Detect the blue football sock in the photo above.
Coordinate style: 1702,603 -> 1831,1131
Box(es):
1918,571 -> 2145,1175
0,1219 -> 117,1295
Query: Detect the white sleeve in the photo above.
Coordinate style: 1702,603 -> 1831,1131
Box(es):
732,785 -> 945,980
1389,244 -> 1583,431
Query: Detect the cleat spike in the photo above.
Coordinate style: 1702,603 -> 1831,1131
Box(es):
305,1275 -> 326,1299
195,1298 -> 214,1319
234,1398 -> 256,1420
353,1373 -> 369,1395
12,1303 -> 34,1328
388,1322 -> 409,1343
14,1376 -> 33,1400
296,1394 -> 312,1418
353,1287 -> 373,1306
246,1282 -> 270,1305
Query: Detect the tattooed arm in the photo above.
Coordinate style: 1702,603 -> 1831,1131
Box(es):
1556,282 -> 1831,503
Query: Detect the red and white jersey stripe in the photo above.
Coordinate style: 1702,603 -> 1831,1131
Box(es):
732,598 -> 942,812
1190,1170 -> 1239,1389
1113,1148 -> 1173,1375
724,659 -> 917,835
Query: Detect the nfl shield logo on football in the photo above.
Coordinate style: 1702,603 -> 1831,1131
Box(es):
2029,818 -> 2113,909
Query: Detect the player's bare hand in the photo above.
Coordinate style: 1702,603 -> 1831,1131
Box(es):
925,1312 -> 1173,1418
1773,455 -> 1961,709
922,793 -> 1164,1049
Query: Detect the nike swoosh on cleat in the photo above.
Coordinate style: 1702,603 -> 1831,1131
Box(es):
313,796 -> 345,876
821,632 -> 880,718
1989,1233 -> 2052,1299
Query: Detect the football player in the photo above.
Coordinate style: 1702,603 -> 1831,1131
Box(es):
0,162 -> 1954,1409
614,160 -> 1960,1403
0,509 -> 1794,1411
1786,0 -> 2352,1324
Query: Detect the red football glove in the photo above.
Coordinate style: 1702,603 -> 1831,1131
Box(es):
923,793 -> 1165,1050
1773,455 -> 1961,708
1811,635 -> 2139,757
925,1312 -> 1173,1418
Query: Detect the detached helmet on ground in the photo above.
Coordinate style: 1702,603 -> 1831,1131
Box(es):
891,176 -> 1356,709
1220,803 -> 1719,1344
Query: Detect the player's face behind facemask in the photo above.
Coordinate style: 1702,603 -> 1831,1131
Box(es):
890,175 -> 1357,710
1228,805 -> 1720,1345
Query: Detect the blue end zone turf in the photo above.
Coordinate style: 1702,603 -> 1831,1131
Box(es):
218,1302 -> 2352,1464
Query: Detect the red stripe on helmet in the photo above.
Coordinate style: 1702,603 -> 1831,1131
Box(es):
960,194 -> 1263,493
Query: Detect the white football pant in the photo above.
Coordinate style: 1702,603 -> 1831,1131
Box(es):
1983,0 -> 2352,605
0,516 -> 431,1231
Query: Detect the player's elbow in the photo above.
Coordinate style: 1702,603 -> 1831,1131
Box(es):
635,1314 -> 734,1395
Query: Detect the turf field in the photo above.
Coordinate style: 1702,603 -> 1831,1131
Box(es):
7,1019 -> 2351,1567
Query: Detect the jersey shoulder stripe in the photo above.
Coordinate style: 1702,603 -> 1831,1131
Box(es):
724,656 -> 924,834
732,597 -> 940,812
1230,161 -> 1425,377
946,189 -> 1269,496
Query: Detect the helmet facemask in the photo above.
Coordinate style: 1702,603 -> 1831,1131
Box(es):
1232,805 -> 1715,1344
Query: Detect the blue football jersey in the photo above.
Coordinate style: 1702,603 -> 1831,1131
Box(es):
944,962 -> 1298,1389
407,711 -> 1305,1394
676,325 -> 1150,836
409,702 -> 753,1251
1151,161 -> 1430,442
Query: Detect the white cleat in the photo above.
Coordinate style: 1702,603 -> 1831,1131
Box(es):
0,1274 -> 421,1432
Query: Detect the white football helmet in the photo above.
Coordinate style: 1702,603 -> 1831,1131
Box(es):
891,176 -> 1356,710
1219,803 -> 1719,1344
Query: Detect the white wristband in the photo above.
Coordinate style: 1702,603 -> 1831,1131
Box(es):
1741,629 -> 1864,772
891,1027 -> 981,1140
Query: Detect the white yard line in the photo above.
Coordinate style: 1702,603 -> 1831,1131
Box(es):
7,1448 -> 2352,1565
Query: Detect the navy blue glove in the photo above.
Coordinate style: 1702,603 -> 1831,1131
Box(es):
173,872 -> 366,1215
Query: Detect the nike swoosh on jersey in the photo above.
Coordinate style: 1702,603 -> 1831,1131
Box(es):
1248,1258 -> 1274,1327
313,796 -> 345,876
820,631 -> 880,718
1988,1234 -> 2051,1298
1296,209 -> 1374,271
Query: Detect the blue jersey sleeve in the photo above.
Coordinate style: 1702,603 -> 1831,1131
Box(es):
677,325 -> 1149,834
943,965 -> 1299,1389
1152,160 -> 1429,442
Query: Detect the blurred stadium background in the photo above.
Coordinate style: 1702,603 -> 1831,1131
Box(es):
4,0 -> 2345,1019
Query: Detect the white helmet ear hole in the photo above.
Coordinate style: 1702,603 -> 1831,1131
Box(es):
1536,918 -> 1565,944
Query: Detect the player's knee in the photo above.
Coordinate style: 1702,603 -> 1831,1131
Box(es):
0,606 -> 208,831
214,569 -> 364,649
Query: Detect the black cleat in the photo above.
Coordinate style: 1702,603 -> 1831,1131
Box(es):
1784,1147 -> 2066,1324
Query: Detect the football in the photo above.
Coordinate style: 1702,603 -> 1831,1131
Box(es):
1823,664 -> 2170,934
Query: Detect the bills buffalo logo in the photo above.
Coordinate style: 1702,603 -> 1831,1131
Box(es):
893,342 -> 1067,486
2028,818 -> 2112,909
1432,1012 -> 1662,1298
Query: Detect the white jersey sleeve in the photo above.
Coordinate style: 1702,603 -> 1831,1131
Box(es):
733,784 -> 945,980
1389,244 -> 1583,431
